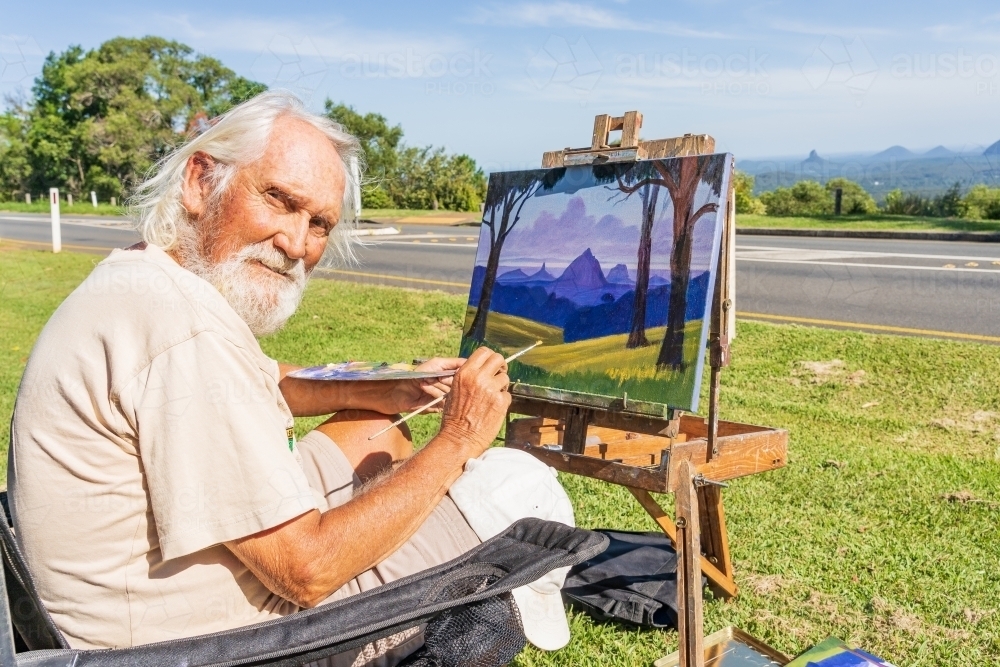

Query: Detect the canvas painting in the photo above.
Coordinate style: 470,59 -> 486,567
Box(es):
460,154 -> 732,412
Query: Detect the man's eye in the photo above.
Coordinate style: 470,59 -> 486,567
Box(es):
265,189 -> 293,209
310,217 -> 332,235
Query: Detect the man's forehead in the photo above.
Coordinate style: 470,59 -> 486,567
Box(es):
256,116 -> 345,213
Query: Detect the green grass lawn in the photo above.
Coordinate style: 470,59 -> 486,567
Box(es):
737,213 -> 1000,233
2,247 -> 1000,665
0,203 -> 480,222
0,201 -> 125,216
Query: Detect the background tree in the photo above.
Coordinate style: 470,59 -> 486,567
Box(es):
0,37 -> 265,201
325,100 -> 486,212
387,146 -> 486,211
758,180 -> 831,216
465,168 -> 560,342
824,177 -> 877,214
960,184 -> 1000,220
931,182 -> 963,217
0,38 -> 487,211
0,103 -> 32,200
733,169 -> 766,214
882,188 -> 928,215
324,101 -> 403,208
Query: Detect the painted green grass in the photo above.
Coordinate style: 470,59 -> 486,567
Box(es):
462,307 -> 704,410
738,213 -> 1000,233
462,306 -> 564,348
3,248 -> 1000,665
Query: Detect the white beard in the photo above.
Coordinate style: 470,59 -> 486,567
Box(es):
175,224 -> 309,336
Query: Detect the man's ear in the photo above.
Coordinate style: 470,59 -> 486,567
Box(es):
180,152 -> 216,219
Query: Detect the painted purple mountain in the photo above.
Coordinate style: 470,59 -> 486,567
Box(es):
473,249 -> 634,312
551,248 -> 607,298
469,254 -> 712,341
496,268 -> 532,283
607,264 -> 632,285
531,263 -> 555,281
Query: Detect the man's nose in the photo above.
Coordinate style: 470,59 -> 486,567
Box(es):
273,214 -> 309,260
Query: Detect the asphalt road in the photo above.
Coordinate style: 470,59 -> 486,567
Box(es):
3,212 -> 999,343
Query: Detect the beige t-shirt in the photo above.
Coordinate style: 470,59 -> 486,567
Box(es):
9,244 -> 319,649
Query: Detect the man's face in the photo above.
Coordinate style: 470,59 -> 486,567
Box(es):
178,116 -> 347,335
205,115 -> 346,272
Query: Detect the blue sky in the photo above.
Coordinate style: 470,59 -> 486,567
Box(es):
2,1 -> 999,168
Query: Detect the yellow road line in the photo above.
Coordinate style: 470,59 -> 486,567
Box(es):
0,238 -> 112,252
738,311 -> 1000,343
316,268 -> 470,288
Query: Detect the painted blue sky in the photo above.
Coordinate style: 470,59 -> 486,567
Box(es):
2,1 -> 998,167
475,163 -> 725,275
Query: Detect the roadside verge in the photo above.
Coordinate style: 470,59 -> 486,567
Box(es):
736,228 -> 1000,242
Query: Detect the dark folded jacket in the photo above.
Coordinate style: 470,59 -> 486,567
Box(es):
562,530 -> 705,629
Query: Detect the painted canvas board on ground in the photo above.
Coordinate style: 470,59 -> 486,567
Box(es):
460,154 -> 732,412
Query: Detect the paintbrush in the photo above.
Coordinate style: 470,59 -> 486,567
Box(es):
368,340 -> 543,441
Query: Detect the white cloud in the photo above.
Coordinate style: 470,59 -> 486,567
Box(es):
469,2 -> 733,39
924,21 -> 1000,43
767,18 -> 894,38
146,14 -> 468,60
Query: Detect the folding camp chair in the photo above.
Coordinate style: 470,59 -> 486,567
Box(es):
0,491 -> 606,667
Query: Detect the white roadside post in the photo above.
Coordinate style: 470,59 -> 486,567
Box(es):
90,190 -> 97,207
350,156 -> 362,220
49,187 -> 62,253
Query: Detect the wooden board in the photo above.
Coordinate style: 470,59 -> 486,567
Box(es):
507,416 -> 787,493
507,416 -> 688,461
675,460 -> 705,667
543,132 -> 716,168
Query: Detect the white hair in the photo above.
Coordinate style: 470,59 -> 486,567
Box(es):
128,90 -> 362,266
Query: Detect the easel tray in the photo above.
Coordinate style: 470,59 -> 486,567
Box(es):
506,414 -> 787,495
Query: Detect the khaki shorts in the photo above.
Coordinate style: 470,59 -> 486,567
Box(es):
295,430 -> 481,603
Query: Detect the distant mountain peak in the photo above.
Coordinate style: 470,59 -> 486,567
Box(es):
554,248 -> 607,292
872,145 -> 914,160
924,145 -> 954,158
803,149 -> 825,164
607,263 -> 632,284
985,140 -> 1000,156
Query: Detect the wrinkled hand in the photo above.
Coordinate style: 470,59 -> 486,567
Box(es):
375,357 -> 464,414
437,347 -> 512,458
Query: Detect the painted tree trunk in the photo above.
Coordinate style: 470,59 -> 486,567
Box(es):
626,184 -> 659,349
658,224 -> 694,369
467,238 -> 503,342
657,158 -> 700,370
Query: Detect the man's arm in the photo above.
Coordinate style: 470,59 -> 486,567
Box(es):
277,359 -> 462,417
228,348 -> 510,607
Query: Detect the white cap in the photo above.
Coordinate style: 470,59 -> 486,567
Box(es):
448,447 -> 575,651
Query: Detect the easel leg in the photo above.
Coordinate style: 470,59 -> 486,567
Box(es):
676,460 -> 704,667
626,488 -> 737,599
697,485 -> 735,596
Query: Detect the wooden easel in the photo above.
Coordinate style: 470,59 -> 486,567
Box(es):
504,112 -> 788,667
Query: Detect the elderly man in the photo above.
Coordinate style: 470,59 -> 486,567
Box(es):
9,91 -> 573,655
